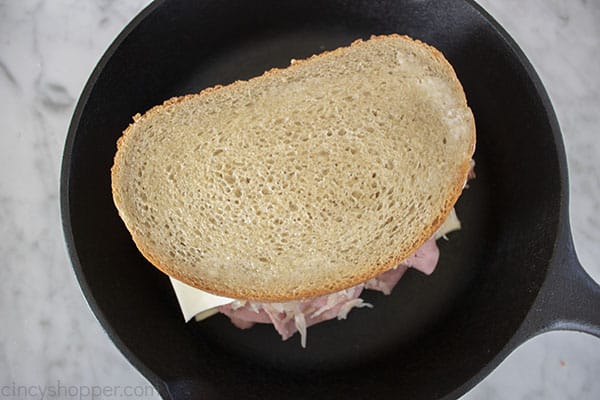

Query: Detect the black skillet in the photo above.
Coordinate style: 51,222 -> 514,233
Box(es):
60,0 -> 600,399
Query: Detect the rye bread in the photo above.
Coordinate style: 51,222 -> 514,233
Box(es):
111,34 -> 476,301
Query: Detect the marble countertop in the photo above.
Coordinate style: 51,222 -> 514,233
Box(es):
1,0 -> 598,398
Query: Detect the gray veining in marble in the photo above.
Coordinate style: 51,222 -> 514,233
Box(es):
0,0 -> 598,399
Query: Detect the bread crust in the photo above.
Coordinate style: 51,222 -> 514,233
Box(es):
111,34 -> 476,301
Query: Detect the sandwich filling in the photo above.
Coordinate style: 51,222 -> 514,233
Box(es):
172,207 -> 462,347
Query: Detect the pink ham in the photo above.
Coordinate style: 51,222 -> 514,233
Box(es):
365,264 -> 410,295
219,285 -> 370,347
219,303 -> 272,329
365,237 -> 440,294
402,237 -> 440,275
218,237 -> 441,346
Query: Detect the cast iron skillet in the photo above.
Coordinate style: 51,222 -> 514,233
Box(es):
61,0 -> 600,399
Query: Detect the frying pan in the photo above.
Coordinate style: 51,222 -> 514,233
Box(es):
60,0 -> 600,399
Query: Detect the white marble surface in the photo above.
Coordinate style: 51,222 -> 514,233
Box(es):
0,0 -> 598,399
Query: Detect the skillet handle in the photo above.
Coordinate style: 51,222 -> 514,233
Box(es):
521,236 -> 600,338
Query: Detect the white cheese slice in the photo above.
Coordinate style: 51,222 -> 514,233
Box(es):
435,207 -> 461,239
169,277 -> 233,322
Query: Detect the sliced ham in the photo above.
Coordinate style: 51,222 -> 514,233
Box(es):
218,237 -> 440,347
219,285 -> 370,347
402,237 -> 440,275
364,237 -> 440,294
365,264 -> 410,295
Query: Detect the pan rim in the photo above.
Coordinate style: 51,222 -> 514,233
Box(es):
59,0 -> 567,398
60,0 -> 171,397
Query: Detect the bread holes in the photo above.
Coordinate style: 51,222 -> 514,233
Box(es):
351,191 -> 363,201
224,174 -> 235,185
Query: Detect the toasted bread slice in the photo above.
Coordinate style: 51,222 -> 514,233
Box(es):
111,34 -> 475,301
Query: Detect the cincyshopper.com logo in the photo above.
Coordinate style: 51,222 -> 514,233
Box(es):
0,381 -> 158,399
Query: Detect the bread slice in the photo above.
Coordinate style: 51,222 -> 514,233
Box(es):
111,34 -> 475,301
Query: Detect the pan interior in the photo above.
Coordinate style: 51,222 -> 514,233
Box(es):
63,0 -> 563,399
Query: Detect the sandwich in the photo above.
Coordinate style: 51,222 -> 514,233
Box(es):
111,34 -> 476,347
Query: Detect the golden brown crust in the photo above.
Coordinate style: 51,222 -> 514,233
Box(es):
111,34 -> 476,301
